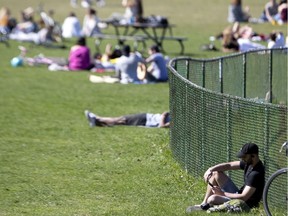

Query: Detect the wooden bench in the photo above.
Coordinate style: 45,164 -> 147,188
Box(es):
93,34 -> 148,52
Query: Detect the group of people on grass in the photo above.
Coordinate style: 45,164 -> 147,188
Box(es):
48,36 -> 169,84
2,1 -> 169,84
219,0 -> 288,53
62,0 -> 144,38
228,0 -> 287,24
0,0 -> 144,44
0,6 -> 62,46
219,22 -> 286,52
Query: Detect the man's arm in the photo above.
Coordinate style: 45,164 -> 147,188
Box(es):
159,112 -> 170,128
264,2 -> 274,22
145,55 -> 153,64
204,161 -> 241,182
212,185 -> 256,201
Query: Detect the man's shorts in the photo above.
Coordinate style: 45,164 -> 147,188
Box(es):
221,177 -> 240,202
123,113 -> 147,126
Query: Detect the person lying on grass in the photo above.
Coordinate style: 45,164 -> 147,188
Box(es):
186,142 -> 265,213
84,110 -> 170,128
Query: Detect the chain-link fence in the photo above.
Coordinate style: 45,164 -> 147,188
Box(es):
168,48 -> 287,210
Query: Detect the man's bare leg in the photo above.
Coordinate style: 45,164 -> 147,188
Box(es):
85,110 -> 127,127
97,116 -> 126,126
201,171 -> 231,205
186,171 -> 231,213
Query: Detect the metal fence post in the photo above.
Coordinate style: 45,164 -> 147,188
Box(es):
186,58 -> 189,172
202,61 -> 206,88
201,90 -> 205,171
219,58 -> 223,93
186,59 -> 190,80
226,98 -> 233,178
243,53 -> 247,98
269,50 -> 273,103
174,60 -> 177,72
264,106 -> 270,174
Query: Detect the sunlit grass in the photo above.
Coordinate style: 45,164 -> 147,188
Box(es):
0,0 -> 286,215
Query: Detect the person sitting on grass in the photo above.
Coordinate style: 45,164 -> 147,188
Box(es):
259,0 -> 279,24
144,45 -> 168,82
62,12 -> 82,38
267,31 -> 285,48
84,110 -> 170,128
227,0 -> 251,23
115,44 -> 145,84
68,36 -> 94,71
82,8 -> 101,37
186,142 -> 265,213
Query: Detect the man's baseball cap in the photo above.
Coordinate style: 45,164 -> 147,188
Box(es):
236,143 -> 259,158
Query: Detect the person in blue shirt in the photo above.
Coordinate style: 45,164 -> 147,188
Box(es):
227,0 -> 250,23
145,45 -> 168,82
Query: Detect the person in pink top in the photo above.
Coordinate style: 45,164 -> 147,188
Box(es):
68,37 -> 94,71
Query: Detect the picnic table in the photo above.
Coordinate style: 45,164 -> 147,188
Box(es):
94,19 -> 187,54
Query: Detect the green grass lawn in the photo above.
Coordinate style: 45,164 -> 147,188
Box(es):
0,0 -> 286,215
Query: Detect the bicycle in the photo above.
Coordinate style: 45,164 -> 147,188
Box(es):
263,141 -> 288,216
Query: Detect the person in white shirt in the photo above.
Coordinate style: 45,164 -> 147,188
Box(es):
237,38 -> 266,52
62,12 -> 82,38
122,0 -> 143,22
82,8 -> 101,36
115,45 -> 145,84
70,0 -> 105,8
84,110 -> 170,128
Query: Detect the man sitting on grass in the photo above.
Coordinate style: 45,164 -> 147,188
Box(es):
186,142 -> 265,213
84,110 -> 170,128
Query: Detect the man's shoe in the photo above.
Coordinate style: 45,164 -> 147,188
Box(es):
84,110 -> 96,127
186,203 -> 210,213
200,203 -> 210,210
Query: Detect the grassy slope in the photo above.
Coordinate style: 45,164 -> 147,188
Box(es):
0,0 -> 286,215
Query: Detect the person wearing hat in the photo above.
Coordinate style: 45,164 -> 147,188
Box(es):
186,142 -> 265,213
